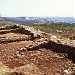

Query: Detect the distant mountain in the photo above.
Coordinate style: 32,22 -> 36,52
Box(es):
0,17 -> 75,25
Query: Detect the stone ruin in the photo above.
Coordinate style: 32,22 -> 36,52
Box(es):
0,24 -> 75,75
0,24 -> 75,59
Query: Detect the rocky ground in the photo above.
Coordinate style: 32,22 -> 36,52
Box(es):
0,24 -> 75,75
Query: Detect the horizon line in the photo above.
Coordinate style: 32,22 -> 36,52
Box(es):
0,16 -> 74,18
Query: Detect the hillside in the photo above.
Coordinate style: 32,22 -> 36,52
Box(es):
0,24 -> 75,75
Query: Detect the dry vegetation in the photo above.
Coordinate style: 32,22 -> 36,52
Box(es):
25,24 -> 75,39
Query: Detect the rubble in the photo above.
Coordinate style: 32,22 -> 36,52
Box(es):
0,24 -> 75,75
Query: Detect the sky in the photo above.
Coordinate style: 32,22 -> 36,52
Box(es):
0,0 -> 74,17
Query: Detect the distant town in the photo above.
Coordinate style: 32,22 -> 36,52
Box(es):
0,16 -> 75,25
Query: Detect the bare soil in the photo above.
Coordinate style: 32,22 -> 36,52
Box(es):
0,24 -> 75,75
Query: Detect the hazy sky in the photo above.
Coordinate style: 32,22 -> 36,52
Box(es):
0,0 -> 74,17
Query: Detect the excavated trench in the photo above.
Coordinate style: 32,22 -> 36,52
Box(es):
0,24 -> 75,75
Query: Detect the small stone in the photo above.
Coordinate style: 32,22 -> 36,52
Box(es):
63,69 -> 69,74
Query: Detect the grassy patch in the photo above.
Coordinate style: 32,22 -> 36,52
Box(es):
23,24 -> 75,35
0,22 -> 14,26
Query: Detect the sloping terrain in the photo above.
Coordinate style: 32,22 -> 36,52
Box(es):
0,24 -> 75,75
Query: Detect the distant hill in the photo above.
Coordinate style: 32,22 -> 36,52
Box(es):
0,17 -> 75,25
